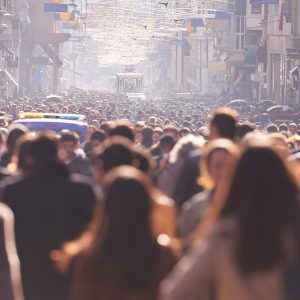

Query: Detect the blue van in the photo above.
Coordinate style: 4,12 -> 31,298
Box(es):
14,114 -> 88,142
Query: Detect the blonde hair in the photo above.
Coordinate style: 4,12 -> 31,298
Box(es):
168,134 -> 205,164
198,139 -> 240,190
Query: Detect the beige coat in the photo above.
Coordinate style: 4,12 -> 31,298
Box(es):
0,203 -> 24,300
160,218 -> 285,300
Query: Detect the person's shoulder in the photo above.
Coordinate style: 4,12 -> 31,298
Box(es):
208,217 -> 239,241
69,174 -> 100,197
70,173 -> 93,187
188,149 -> 202,159
157,241 -> 176,258
1,174 -> 28,198
72,155 -> 90,163
0,202 -> 14,223
2,174 -> 25,187
183,191 -> 211,210
156,241 -> 178,273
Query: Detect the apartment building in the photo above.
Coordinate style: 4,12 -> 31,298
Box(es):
0,0 -> 26,98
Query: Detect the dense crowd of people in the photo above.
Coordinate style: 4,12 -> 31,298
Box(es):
1,89 -> 300,300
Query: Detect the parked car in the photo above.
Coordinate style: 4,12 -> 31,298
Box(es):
227,99 -> 249,109
260,100 -> 275,109
15,113 -> 88,141
262,105 -> 298,121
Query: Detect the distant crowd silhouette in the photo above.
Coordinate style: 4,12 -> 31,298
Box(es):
0,90 -> 300,300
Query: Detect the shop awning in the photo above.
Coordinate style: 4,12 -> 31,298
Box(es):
244,47 -> 258,67
290,67 -> 298,76
250,0 -> 279,3
35,33 -> 71,45
227,52 -> 245,65
3,69 -> 19,87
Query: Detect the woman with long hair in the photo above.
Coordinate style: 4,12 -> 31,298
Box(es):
177,139 -> 239,241
55,166 -> 176,300
157,134 -> 205,198
160,144 -> 300,300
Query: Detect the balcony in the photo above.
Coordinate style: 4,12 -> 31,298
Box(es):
195,0 -> 235,13
1,0 -> 13,15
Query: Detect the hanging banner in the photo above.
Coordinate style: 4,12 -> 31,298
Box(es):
250,0 -> 279,4
44,3 -> 68,13
190,18 -> 205,28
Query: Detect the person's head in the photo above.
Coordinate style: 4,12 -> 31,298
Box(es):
289,123 -> 297,136
179,127 -> 191,138
279,123 -> 288,132
101,164 -> 154,225
87,125 -> 96,139
6,124 -> 28,154
153,127 -> 163,144
134,122 -> 145,143
132,147 -> 155,175
0,128 -> 7,149
197,126 -> 209,140
109,120 -> 134,142
159,134 -> 176,155
148,116 -> 157,127
90,130 -> 106,155
29,132 -> 58,167
141,126 -> 153,148
235,123 -> 254,141
55,166 -> 168,286
169,134 -> 205,165
209,108 -> 238,141
213,146 -> 300,274
163,124 -> 179,141
93,137 -> 134,182
0,117 -> 8,128
11,134 -> 34,173
100,121 -> 112,135
198,139 -> 240,190
266,124 -> 279,133
269,132 -> 290,158
59,131 -> 79,160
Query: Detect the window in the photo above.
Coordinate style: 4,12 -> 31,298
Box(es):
251,4 -> 262,14
235,16 -> 245,50
3,0 -> 13,13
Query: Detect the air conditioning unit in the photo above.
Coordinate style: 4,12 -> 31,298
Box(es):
0,58 -> 5,71
251,73 -> 259,82
0,23 -> 8,31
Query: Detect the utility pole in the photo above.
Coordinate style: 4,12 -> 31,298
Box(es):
264,3 -> 272,101
72,42 -> 76,87
199,38 -> 201,91
53,43 -> 59,92
17,18 -> 21,96
291,0 -> 300,104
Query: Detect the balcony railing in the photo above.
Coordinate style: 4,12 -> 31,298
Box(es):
195,0 -> 235,14
1,0 -> 13,14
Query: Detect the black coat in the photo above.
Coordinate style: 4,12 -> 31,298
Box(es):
2,162 -> 96,300
173,150 -> 203,208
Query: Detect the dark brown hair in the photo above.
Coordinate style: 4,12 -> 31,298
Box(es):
221,146 -> 300,274
94,137 -> 134,172
210,108 -> 238,140
109,120 -> 134,142
78,167 -> 158,288
54,166 -> 169,287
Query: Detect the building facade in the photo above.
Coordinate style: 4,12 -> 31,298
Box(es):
0,0 -> 26,98
166,0 -> 300,105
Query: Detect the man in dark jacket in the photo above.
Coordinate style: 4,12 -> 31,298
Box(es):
2,133 -> 96,300
59,131 -> 93,177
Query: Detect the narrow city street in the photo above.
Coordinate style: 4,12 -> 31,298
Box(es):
0,1 -> 300,300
